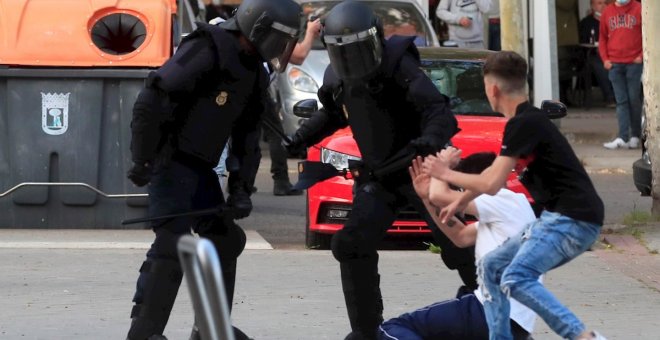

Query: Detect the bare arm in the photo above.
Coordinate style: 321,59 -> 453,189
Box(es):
424,154 -> 517,196
422,153 -> 517,224
409,156 -> 477,247
289,19 -> 321,65
422,199 -> 477,248
428,177 -> 479,217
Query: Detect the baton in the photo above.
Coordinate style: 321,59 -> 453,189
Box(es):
261,114 -> 293,145
121,206 -> 233,225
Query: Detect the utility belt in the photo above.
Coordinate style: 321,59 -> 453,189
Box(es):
348,160 -> 376,184
348,158 -> 410,186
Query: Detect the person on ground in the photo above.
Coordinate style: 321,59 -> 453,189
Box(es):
422,50 -> 607,340
379,152 -> 538,340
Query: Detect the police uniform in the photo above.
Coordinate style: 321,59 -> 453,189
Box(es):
127,23 -> 269,340
292,34 -> 478,338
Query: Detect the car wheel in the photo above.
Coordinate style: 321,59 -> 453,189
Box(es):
305,192 -> 332,250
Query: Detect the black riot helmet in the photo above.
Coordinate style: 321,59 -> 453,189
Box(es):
220,0 -> 302,72
322,1 -> 384,82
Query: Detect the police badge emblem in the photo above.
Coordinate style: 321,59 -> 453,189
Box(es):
216,91 -> 228,106
41,92 -> 70,135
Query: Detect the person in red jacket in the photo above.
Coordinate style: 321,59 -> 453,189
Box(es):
599,0 -> 643,150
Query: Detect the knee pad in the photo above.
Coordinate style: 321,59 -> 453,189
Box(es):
128,258 -> 183,339
202,220 -> 246,260
152,228 -> 186,259
331,229 -> 373,262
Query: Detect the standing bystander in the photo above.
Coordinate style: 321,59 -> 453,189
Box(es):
600,0 -> 643,149
579,0 -> 616,107
436,0 -> 492,49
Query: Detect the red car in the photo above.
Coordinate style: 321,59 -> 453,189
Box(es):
297,48 -> 558,249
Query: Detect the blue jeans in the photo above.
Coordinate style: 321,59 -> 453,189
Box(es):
480,211 -> 601,340
608,63 -> 643,141
379,294 -> 488,340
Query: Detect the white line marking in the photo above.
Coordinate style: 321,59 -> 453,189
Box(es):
0,230 -> 273,250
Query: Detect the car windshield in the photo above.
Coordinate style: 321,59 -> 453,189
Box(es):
421,60 -> 495,115
301,1 -> 431,49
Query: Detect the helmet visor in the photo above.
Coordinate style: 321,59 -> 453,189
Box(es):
324,27 -> 382,81
257,22 -> 299,73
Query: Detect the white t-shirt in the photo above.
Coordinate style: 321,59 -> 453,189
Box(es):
470,188 -> 540,333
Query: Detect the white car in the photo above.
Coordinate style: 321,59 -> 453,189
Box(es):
270,0 -> 440,139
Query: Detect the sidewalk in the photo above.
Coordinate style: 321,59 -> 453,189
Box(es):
1,245 -> 659,339
561,105 -> 640,175
561,104 -> 660,299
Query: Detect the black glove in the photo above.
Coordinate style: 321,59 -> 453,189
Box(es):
282,133 -> 306,156
409,136 -> 440,157
127,162 -> 152,187
227,187 -> 253,220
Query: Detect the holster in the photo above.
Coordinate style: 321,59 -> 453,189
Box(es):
348,160 -> 376,186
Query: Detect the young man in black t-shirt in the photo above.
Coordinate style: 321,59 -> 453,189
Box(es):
421,51 -> 607,340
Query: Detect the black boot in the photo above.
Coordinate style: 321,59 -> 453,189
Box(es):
340,261 -> 383,340
127,258 -> 183,340
273,180 -> 303,196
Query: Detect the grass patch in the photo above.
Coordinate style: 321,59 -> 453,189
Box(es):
622,210 -> 655,227
423,242 -> 442,254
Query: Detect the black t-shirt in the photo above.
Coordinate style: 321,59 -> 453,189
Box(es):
500,102 -> 604,225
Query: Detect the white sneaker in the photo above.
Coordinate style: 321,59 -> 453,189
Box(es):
603,137 -> 629,149
628,137 -> 640,149
591,330 -> 608,340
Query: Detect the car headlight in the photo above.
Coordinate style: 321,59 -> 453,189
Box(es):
321,148 -> 361,170
288,67 -> 319,93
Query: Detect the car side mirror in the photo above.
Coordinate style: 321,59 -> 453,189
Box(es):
541,100 -> 567,119
293,99 -> 318,118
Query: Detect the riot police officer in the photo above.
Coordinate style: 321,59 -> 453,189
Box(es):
286,2 -> 478,339
125,0 -> 301,338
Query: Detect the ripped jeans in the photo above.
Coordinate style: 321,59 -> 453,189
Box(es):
479,211 -> 601,340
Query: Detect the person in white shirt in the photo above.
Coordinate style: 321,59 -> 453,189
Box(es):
379,151 -> 538,340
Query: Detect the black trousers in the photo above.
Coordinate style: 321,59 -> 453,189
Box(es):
261,118 -> 290,183
331,178 -> 477,337
129,158 -> 246,338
